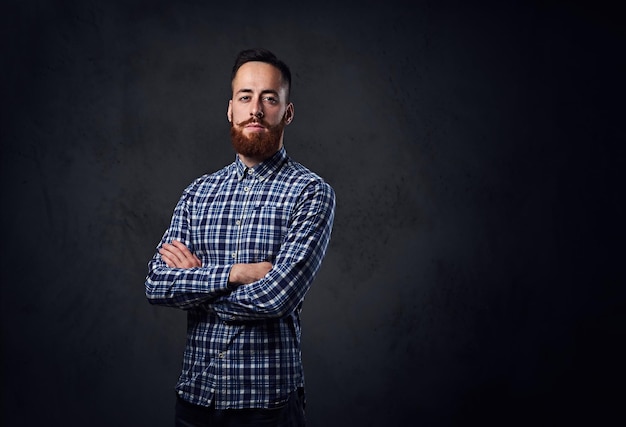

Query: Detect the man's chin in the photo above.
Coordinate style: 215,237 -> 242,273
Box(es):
243,129 -> 267,138
231,125 -> 283,160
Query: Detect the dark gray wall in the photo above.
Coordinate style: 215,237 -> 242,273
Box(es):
2,1 -> 624,426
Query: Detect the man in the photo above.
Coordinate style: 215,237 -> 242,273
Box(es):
145,48 -> 335,427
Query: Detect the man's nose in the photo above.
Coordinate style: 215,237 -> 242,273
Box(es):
251,101 -> 264,119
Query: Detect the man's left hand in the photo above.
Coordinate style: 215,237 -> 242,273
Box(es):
159,240 -> 202,269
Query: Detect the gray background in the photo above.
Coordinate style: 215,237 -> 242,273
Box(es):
1,0 -> 624,426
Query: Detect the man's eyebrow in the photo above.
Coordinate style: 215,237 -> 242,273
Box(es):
236,88 -> 280,96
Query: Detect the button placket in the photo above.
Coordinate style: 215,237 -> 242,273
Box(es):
234,174 -> 256,264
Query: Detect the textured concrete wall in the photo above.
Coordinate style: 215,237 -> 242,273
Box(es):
1,1 -> 623,426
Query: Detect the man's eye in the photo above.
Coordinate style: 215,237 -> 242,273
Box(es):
239,96 -> 250,101
263,97 -> 278,104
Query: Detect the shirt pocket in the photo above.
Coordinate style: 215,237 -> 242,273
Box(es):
245,203 -> 289,262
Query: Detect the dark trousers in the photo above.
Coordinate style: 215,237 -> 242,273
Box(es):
175,388 -> 306,427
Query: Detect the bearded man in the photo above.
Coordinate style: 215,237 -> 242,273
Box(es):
145,48 -> 335,427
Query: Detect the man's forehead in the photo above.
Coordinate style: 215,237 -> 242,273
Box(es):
233,62 -> 286,89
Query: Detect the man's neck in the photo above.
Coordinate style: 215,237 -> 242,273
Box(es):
237,144 -> 283,168
238,154 -> 264,168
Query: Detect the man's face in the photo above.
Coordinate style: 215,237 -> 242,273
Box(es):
227,61 -> 294,162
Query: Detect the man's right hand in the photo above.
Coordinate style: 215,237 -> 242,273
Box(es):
228,262 -> 273,287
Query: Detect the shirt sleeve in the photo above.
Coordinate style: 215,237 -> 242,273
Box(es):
144,185 -> 233,310
210,180 -> 335,322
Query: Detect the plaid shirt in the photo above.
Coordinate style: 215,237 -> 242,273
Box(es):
145,147 -> 335,409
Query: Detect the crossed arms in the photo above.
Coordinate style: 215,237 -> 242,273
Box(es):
159,240 -> 272,287
145,179 -> 335,322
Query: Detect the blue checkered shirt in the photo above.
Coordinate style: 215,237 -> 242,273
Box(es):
145,147 -> 335,409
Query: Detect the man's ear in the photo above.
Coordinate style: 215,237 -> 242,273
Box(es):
227,100 -> 233,123
284,103 -> 294,125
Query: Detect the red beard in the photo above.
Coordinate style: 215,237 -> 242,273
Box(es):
230,118 -> 285,161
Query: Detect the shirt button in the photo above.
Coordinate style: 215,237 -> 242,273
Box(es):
231,252 -> 236,258
218,352 -> 225,358
235,220 -> 241,226
244,187 -> 250,192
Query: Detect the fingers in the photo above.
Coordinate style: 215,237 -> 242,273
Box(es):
159,244 -> 181,267
172,241 -> 202,266
160,243 -> 201,268
173,240 -> 202,268
171,240 -> 191,255
159,240 -> 202,269
158,247 -> 176,267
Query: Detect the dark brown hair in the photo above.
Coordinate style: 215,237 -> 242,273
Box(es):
231,48 -> 292,100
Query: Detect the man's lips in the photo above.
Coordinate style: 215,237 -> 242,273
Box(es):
244,123 -> 266,131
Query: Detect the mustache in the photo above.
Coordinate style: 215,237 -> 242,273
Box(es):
236,117 -> 270,127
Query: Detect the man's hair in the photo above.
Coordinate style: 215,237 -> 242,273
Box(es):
231,48 -> 292,100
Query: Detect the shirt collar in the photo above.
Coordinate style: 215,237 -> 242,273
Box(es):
235,147 -> 288,182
